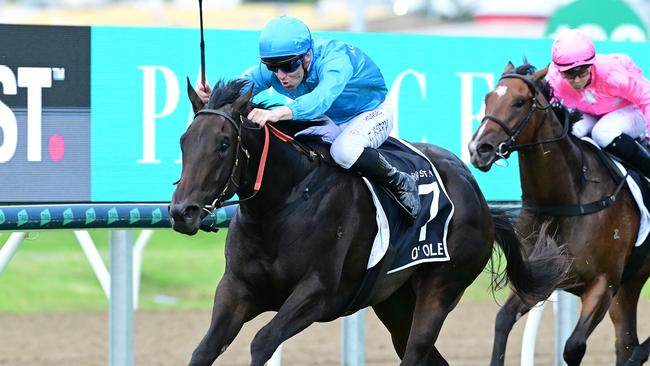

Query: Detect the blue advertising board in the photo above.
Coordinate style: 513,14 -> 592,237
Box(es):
2,24 -> 649,202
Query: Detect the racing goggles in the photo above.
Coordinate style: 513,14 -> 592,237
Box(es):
262,54 -> 306,74
560,64 -> 592,79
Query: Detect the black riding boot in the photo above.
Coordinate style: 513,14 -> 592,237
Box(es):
351,148 -> 420,223
604,133 -> 650,177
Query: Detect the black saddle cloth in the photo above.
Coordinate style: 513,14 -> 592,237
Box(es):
295,134 -> 455,314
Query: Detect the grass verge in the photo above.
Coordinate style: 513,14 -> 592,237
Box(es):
4,230 -> 647,313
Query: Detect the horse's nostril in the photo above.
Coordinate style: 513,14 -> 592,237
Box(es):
183,205 -> 200,221
478,144 -> 495,155
169,204 -> 181,219
169,203 -> 200,223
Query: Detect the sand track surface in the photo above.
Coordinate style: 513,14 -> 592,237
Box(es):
3,299 -> 650,365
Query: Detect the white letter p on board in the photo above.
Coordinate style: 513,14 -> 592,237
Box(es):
138,66 -> 179,164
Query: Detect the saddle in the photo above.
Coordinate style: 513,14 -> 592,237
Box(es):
638,136 -> 650,152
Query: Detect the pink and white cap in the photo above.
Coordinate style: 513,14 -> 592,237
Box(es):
551,29 -> 596,72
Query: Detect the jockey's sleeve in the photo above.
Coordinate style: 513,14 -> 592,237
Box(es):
611,74 -> 650,131
287,55 -> 354,120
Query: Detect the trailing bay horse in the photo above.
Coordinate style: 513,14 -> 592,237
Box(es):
469,62 -> 650,366
169,79 -> 565,366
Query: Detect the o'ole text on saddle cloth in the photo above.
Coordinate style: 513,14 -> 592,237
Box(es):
363,137 -> 454,274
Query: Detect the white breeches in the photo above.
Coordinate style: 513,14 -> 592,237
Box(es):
295,99 -> 394,169
571,105 -> 647,147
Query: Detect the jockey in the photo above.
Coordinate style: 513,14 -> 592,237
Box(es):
197,16 -> 420,221
547,28 -> 650,176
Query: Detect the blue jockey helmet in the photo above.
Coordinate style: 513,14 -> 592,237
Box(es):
259,16 -> 312,59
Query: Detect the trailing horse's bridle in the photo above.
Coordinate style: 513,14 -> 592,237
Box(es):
481,73 -> 627,216
480,73 -> 567,160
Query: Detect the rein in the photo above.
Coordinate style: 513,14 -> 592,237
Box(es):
192,108 -> 319,214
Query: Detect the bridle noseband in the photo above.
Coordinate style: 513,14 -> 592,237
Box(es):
190,108 -> 304,214
480,73 -> 567,159
192,108 -> 249,213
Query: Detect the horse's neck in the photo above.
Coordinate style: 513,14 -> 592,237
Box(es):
239,131 -> 320,214
517,116 -> 586,205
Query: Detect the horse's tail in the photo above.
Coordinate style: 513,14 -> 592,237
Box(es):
489,207 -> 569,306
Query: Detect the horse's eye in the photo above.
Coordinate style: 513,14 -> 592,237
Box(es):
219,142 -> 230,152
513,98 -> 526,108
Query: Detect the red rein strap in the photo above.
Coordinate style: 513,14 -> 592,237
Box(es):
253,124 -> 294,191
268,124 -> 294,142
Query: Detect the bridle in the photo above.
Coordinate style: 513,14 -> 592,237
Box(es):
480,73 -> 627,216
191,108 -> 305,215
480,73 -> 568,160
192,108 -> 246,213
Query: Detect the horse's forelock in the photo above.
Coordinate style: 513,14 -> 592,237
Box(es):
509,63 -> 580,126
509,63 -> 551,109
205,79 -> 286,115
513,63 -> 536,76
528,70 -> 579,126
207,79 -> 250,110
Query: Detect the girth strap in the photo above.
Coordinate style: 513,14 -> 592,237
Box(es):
522,174 -> 628,216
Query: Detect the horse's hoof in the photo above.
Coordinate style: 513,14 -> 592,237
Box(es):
625,349 -> 649,366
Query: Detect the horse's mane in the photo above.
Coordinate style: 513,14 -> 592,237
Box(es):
207,78 -> 331,136
206,78 -> 278,111
206,80 -> 334,171
511,63 -> 583,126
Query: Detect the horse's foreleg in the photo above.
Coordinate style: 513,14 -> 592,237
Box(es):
490,293 -> 532,366
248,277 -> 328,366
428,346 -> 450,366
564,275 -> 614,366
611,278 -> 645,366
188,276 -> 260,366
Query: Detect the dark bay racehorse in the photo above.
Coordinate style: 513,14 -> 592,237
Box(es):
469,62 -> 650,366
169,79 -> 565,366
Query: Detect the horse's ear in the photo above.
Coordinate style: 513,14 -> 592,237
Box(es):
531,65 -> 549,83
187,77 -> 205,114
503,61 -> 515,75
232,86 -> 253,114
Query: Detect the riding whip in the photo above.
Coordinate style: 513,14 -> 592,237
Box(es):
198,0 -> 206,85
